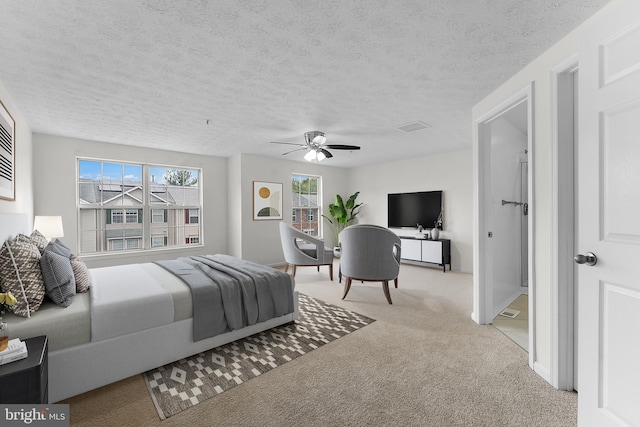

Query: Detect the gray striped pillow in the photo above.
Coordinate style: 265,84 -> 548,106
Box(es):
40,249 -> 76,307
70,255 -> 91,293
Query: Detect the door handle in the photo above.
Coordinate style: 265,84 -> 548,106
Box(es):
574,252 -> 597,266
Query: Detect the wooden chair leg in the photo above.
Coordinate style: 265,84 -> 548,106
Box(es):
394,277 -> 398,288
292,265 -> 297,277
284,263 -> 289,273
317,266 -> 320,272
342,277 -> 352,300
382,280 -> 393,304
329,264 -> 334,281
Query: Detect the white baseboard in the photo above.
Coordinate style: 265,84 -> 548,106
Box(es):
533,361 -> 552,384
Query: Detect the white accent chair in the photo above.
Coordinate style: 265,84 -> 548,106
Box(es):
279,222 -> 334,280
339,224 -> 401,304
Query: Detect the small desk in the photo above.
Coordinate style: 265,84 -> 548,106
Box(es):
0,335 -> 48,404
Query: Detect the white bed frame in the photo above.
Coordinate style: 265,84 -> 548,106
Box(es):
0,213 -> 299,402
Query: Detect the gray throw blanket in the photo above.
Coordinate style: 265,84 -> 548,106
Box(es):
156,254 -> 294,341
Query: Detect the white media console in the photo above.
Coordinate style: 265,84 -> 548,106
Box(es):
399,237 -> 451,272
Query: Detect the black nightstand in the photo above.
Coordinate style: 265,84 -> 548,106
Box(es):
0,335 -> 48,404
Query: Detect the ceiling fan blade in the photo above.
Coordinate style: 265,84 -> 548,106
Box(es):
270,141 -> 305,147
281,147 -> 308,155
324,144 -> 361,150
318,148 -> 333,158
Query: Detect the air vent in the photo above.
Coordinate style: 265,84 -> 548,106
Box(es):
498,309 -> 520,319
397,121 -> 431,133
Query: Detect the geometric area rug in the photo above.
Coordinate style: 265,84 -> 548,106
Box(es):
143,293 -> 375,420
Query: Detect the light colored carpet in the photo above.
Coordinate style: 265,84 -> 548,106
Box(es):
62,262 -> 577,426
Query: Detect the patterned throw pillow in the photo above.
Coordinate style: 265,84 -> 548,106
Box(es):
15,233 -> 47,254
0,238 -> 46,317
70,255 -> 91,293
29,230 -> 49,253
40,249 -> 76,307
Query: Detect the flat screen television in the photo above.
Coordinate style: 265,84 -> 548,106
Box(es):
387,190 -> 443,229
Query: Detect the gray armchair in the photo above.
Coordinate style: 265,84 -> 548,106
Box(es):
279,222 -> 334,280
339,224 -> 401,304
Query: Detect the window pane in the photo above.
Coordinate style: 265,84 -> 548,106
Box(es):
79,160 -> 102,181
151,236 -> 165,247
111,239 -> 124,251
189,209 -> 199,224
152,209 -> 165,223
126,238 -> 140,249
125,209 -> 138,224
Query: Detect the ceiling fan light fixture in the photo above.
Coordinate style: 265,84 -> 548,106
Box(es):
313,134 -> 327,145
316,150 -> 326,161
304,150 -> 317,161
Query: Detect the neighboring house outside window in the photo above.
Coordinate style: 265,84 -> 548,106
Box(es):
78,159 -> 202,254
291,174 -> 321,237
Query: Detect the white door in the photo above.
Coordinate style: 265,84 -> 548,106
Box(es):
578,1 -> 640,425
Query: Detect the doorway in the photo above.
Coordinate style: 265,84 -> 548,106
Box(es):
488,101 -> 530,351
473,83 -> 535,368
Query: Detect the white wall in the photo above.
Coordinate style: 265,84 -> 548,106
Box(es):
490,117 -> 527,313
32,134 -> 228,268
347,149 -> 473,273
0,80 -> 34,220
236,154 -> 349,266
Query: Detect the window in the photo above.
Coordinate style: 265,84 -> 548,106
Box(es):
78,159 -> 202,254
291,174 -> 322,237
186,209 -> 199,224
151,209 -> 166,224
151,236 -> 166,248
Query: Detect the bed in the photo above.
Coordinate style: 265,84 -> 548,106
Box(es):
0,213 -> 298,402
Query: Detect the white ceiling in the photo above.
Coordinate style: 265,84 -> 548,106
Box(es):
0,0 -> 610,168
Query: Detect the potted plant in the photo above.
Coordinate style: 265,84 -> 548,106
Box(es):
322,191 -> 362,257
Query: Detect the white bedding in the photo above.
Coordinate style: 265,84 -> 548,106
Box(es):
90,263 -> 175,341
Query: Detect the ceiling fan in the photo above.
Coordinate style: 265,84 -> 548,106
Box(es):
270,131 -> 361,161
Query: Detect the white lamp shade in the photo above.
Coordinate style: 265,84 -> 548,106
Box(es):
316,150 -> 326,161
34,216 -> 64,240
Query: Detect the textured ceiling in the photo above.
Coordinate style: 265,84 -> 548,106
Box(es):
0,0 -> 610,167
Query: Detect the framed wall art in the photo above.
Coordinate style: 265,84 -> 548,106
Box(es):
253,181 -> 283,220
0,99 -> 15,201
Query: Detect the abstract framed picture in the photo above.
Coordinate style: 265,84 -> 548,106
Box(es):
0,99 -> 15,201
253,181 -> 283,220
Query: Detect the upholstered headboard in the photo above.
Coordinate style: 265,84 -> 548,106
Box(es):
0,212 -> 28,242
